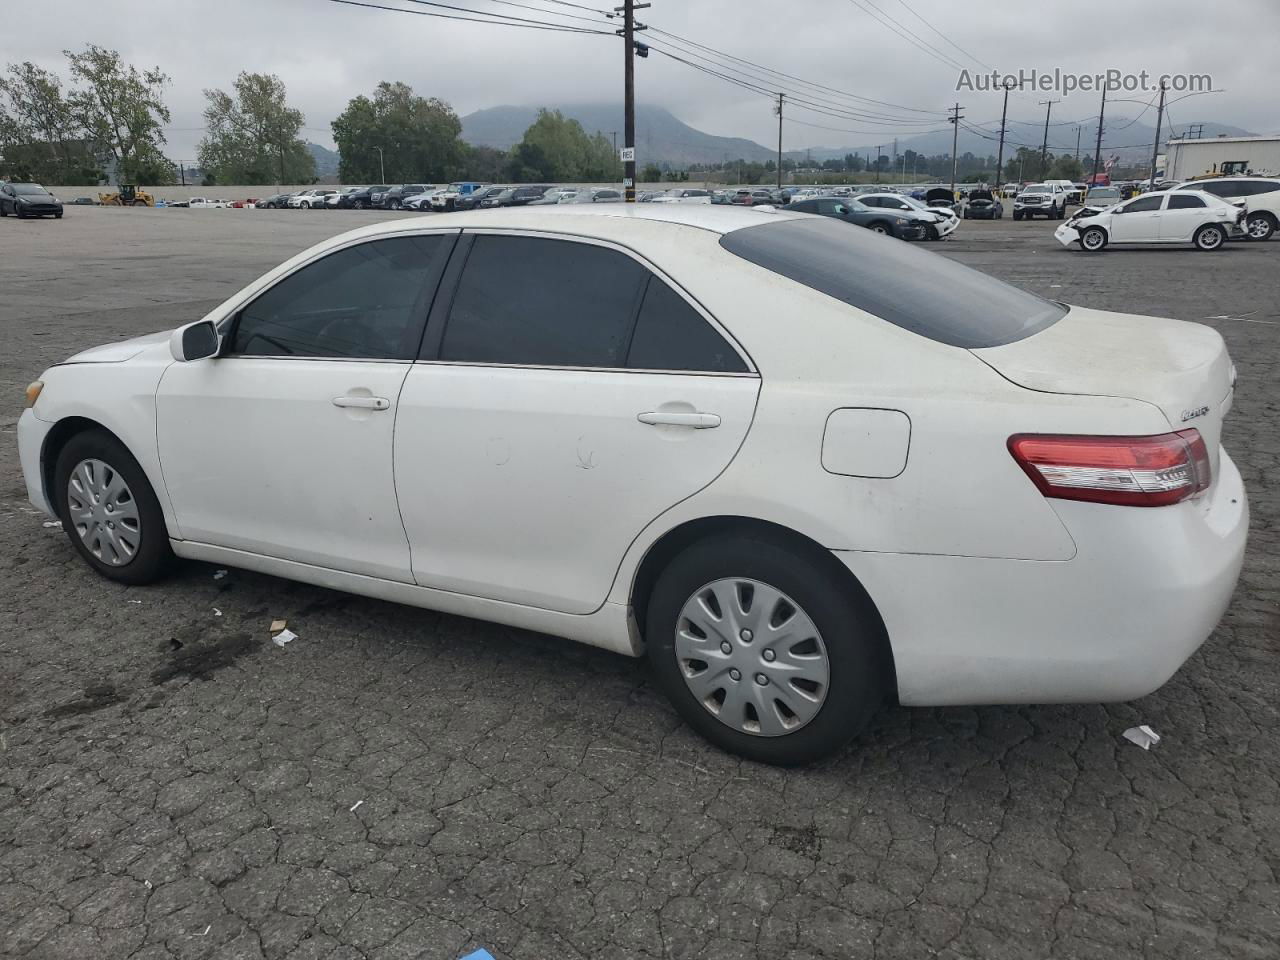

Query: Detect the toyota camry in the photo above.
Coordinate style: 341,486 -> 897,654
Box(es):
18,205 -> 1247,764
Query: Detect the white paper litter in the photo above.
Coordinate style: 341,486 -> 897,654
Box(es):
350,799 -> 364,813
212,608 -> 222,617
213,569 -> 228,580
1122,725 -> 1161,750
42,520 -> 61,528
272,628 -> 297,647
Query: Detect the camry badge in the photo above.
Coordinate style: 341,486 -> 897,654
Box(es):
1181,406 -> 1210,422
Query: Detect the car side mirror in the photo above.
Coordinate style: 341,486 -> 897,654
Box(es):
170,319 -> 221,362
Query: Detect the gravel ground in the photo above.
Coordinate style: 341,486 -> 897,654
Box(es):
1,206 -> 1277,960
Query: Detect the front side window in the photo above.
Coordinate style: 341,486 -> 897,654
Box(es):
231,235 -> 448,359
1167,194 -> 1206,209
1122,195 -> 1163,213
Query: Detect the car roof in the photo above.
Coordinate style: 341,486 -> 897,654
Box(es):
340,203 -> 809,239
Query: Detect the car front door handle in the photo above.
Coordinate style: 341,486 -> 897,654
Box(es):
332,395 -> 390,411
637,411 -> 721,429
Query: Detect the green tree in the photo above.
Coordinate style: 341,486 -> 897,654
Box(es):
639,163 -> 662,183
64,44 -> 173,184
0,61 -> 99,183
197,72 -> 314,185
1049,154 -> 1083,181
508,109 -> 619,182
460,143 -> 507,181
332,81 -> 463,183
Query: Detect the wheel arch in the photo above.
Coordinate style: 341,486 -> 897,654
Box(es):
629,514 -> 898,698
40,416 -> 124,508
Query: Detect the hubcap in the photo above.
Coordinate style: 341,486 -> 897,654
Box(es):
1084,231 -> 1103,249
1248,217 -> 1270,239
66,458 -> 141,566
1201,229 -> 1222,248
675,578 -> 830,737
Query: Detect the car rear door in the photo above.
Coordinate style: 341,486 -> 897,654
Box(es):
393,230 -> 760,614
1160,193 -> 1210,241
156,231 -> 456,581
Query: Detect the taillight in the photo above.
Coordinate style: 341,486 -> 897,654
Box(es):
1008,430 -> 1211,507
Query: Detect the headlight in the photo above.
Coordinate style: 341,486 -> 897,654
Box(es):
895,218 -> 908,225
25,380 -> 44,408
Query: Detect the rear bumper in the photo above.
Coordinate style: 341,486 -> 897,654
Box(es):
838,449 -> 1248,706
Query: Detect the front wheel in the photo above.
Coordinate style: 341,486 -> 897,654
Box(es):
1245,212 -> 1275,242
869,222 -> 889,234
1080,226 -> 1107,251
1012,211 -> 1023,221
54,430 -> 174,585
645,534 -> 889,765
1194,224 -> 1226,251
924,224 -> 939,240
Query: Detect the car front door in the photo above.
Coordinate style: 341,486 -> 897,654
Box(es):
156,231 -> 456,581
1109,194 -> 1164,242
1160,193 -> 1209,241
393,231 -> 761,614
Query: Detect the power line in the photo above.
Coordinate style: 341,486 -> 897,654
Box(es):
842,0 -> 968,73
645,26 -> 947,116
890,0 -> 994,72
323,0 -> 612,34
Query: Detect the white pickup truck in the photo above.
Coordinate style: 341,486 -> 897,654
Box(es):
1013,182 -> 1071,220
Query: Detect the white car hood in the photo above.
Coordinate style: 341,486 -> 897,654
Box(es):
63,330 -> 172,364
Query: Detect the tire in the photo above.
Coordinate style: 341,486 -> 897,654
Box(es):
390,199 -> 402,210
1194,224 -> 1226,251
55,212 -> 63,219
53,429 -> 174,585
14,206 -> 24,219
1245,212 -> 1276,242
645,533 -> 889,765
1012,211 -> 1023,221
1080,226 -> 1107,252
354,199 -> 366,210
924,224 -> 939,241
868,221 -> 890,234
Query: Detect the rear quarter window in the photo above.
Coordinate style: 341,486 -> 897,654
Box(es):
719,217 -> 1066,348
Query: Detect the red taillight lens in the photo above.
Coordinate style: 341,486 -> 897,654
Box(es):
1009,430 -> 1211,507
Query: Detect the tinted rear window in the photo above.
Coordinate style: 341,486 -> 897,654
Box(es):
719,217 -> 1066,348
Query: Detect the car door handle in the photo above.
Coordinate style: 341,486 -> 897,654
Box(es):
637,411 -> 721,428
332,395 -> 390,410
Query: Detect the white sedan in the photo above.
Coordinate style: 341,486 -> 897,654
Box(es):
19,205 -> 1247,764
1056,189 -> 1247,251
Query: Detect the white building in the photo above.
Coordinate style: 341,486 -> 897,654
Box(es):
1163,135 -> 1280,181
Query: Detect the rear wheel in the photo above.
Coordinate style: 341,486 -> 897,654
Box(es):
53,430 -> 174,585
1194,224 -> 1226,251
645,534 -> 889,765
868,221 -> 890,234
1245,212 -> 1275,241
1013,210 -> 1023,221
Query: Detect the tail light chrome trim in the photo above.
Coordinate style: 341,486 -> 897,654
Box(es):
1008,430 -> 1211,507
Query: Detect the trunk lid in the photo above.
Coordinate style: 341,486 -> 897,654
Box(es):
972,306 -> 1234,477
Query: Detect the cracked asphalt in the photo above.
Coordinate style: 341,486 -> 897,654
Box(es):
1,207 -> 1277,960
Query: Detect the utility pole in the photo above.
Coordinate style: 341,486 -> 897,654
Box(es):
1075,126 -> 1081,162
179,162 -> 186,186
375,146 -> 385,185
774,93 -> 784,190
1148,80 -> 1167,191
875,145 -> 881,183
948,102 -> 963,198
615,0 -> 650,202
1091,84 -> 1107,186
1038,98 -> 1059,180
995,81 -> 1011,192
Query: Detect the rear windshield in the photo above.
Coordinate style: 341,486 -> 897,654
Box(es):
719,217 -> 1066,348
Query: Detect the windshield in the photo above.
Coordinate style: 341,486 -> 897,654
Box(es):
719,217 -> 1066,348
1089,188 -> 1120,198
1022,186 -> 1050,194
13,184 -> 49,195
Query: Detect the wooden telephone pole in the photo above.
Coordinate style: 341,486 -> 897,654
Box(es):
616,0 -> 650,202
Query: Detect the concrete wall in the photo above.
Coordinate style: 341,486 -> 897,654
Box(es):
53,185 -> 323,203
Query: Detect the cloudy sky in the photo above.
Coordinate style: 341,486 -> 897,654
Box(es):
6,0 -> 1277,162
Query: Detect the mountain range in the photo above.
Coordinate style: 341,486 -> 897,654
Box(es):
460,103 -> 1258,168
